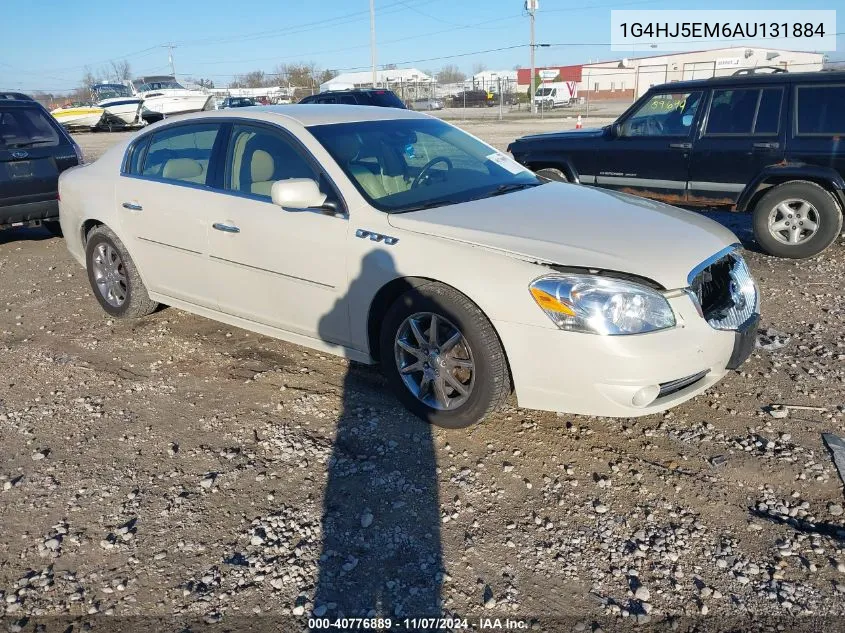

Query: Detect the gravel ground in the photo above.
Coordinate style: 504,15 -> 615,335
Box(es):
1,119 -> 844,631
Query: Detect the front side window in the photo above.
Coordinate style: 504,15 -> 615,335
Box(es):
141,123 -> 220,185
309,117 -> 541,213
225,124 -> 318,198
796,85 -> 845,135
622,91 -> 703,137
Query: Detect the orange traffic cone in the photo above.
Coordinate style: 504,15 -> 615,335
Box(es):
575,115 -> 583,129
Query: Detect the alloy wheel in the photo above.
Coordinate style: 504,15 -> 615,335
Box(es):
394,312 -> 475,410
767,198 -> 820,245
91,243 -> 128,308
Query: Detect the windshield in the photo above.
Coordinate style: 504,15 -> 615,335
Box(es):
93,84 -> 133,99
309,118 -> 541,213
133,78 -> 183,92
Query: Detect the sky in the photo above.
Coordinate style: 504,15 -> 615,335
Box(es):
1,0 -> 842,93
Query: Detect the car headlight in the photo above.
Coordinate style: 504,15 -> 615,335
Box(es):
529,274 -> 676,335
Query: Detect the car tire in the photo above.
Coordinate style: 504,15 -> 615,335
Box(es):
85,225 -> 158,318
535,167 -> 569,182
380,282 -> 511,428
752,181 -> 842,259
42,221 -> 63,237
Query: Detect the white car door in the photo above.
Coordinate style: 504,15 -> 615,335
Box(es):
118,122 -> 223,308
205,122 -> 351,345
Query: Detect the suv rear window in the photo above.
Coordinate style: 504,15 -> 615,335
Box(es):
0,107 -> 61,148
706,88 -> 782,135
369,90 -> 406,108
796,85 -> 845,135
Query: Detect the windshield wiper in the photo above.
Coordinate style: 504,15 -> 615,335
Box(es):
394,199 -> 458,213
6,140 -> 53,148
486,182 -> 543,197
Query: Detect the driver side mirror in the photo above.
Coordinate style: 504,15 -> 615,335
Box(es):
271,178 -> 332,212
607,122 -> 622,138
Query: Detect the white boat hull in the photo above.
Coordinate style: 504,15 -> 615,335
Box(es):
140,92 -> 215,116
97,98 -> 143,124
50,107 -> 105,129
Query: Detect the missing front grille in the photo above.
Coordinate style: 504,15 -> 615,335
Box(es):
692,257 -> 735,321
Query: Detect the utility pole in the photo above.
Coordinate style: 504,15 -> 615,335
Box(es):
164,43 -> 177,76
525,1 -> 538,114
370,0 -> 377,88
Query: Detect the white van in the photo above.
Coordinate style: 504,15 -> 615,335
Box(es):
534,81 -> 577,109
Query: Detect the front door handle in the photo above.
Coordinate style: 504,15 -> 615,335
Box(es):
212,222 -> 240,233
752,141 -> 780,150
122,202 -> 143,211
669,142 -> 692,150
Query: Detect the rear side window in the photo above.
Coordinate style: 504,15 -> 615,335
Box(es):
369,90 -> 406,108
796,85 -> 845,135
0,107 -> 61,148
339,94 -> 357,105
706,89 -> 759,134
141,124 -> 220,185
753,89 -> 783,134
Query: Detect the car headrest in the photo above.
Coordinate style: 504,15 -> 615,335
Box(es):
333,134 -> 362,163
250,149 -> 275,182
162,158 -> 203,180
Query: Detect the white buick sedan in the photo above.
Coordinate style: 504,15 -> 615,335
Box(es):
59,106 -> 759,427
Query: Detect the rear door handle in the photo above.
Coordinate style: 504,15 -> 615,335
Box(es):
752,141 -> 780,149
669,142 -> 692,150
212,222 -> 240,233
122,202 -> 143,211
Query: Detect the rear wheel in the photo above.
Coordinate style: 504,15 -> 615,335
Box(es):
380,282 -> 510,428
752,181 -> 842,258
85,225 -> 158,318
535,167 -> 569,182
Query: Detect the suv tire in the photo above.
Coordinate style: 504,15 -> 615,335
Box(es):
380,282 -> 511,428
535,168 -> 569,182
85,225 -> 158,318
752,181 -> 842,259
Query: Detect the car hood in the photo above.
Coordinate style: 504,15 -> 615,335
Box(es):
387,183 -> 740,289
515,127 -> 606,142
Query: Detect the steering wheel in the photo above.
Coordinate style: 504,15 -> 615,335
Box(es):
411,157 -> 453,189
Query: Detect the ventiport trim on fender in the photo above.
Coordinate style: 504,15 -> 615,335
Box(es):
355,229 -> 399,245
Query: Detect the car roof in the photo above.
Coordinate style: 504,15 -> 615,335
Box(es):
652,70 -> 845,92
160,104 -> 428,127
312,89 -> 390,95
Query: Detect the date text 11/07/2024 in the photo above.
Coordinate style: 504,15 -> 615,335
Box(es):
307,617 -> 531,630
619,21 -> 826,39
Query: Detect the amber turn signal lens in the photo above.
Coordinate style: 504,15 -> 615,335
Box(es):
529,287 -> 576,316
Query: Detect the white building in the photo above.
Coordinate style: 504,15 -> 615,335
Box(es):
579,47 -> 825,100
320,68 -> 433,92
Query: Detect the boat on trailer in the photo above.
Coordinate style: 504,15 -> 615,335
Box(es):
92,84 -> 144,126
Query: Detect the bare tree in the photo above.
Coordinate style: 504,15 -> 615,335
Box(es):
436,64 -> 466,84
472,62 -> 488,75
109,60 -> 132,82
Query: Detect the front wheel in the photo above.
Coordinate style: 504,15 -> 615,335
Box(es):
752,181 -> 842,258
535,167 -> 569,182
380,282 -> 511,428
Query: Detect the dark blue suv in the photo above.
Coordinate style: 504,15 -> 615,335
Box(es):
508,71 -> 845,258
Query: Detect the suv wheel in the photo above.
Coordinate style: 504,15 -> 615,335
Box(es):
85,225 -> 158,318
380,282 -> 511,428
752,181 -> 842,258
535,168 -> 569,182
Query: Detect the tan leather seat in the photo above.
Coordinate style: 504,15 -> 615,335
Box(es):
249,149 -> 275,196
333,134 -> 388,199
162,158 -> 205,184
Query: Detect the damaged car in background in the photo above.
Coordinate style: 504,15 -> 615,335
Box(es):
59,105 -> 759,428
